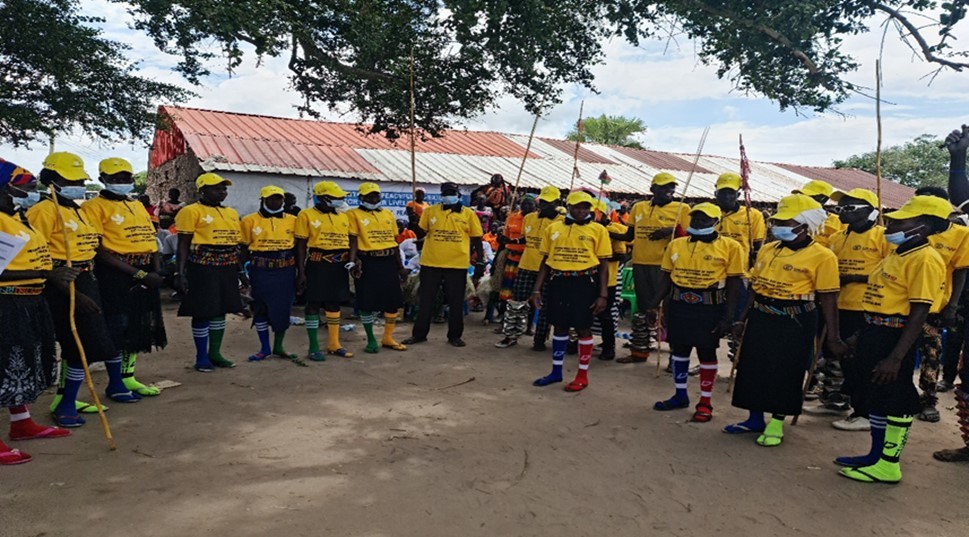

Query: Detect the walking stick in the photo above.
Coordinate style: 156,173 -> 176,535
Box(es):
792,325 -> 827,426
48,184 -> 115,450
725,322 -> 746,394
409,47 -> 418,199
510,102 -> 545,209
654,303 -> 664,377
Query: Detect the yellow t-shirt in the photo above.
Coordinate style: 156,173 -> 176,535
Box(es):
418,204 -> 484,269
519,212 -> 564,272
629,200 -> 691,266
26,199 -> 100,262
928,223 -> 969,309
862,243 -> 947,317
80,195 -> 158,254
751,240 -> 840,300
347,207 -> 398,251
175,202 -> 241,246
661,235 -> 746,289
717,205 -> 766,262
813,212 -> 846,246
294,207 -> 350,250
240,212 -> 296,252
827,225 -> 891,311
0,212 -> 52,286
539,221 -> 612,272
606,222 -> 629,287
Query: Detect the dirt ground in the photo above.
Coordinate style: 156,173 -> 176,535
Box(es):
2,300 -> 967,537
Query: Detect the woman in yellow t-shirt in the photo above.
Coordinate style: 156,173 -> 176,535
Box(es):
591,199 -> 627,361
651,203 -> 745,423
837,195 -> 949,484
727,194 -> 847,447
530,191 -> 611,392
294,181 -> 353,360
0,160 -> 74,464
175,173 -> 245,372
240,185 -> 297,362
83,157 -> 167,398
347,183 -> 407,354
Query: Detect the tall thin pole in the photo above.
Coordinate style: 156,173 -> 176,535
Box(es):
875,60 -> 884,224
409,47 -> 417,198
511,108 -> 542,208
568,101 -> 585,191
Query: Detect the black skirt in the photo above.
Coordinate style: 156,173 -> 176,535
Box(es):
95,260 -> 167,353
304,253 -> 351,305
356,253 -> 403,313
177,263 -> 244,318
732,302 -> 818,416
666,297 -> 725,349
842,324 -> 921,417
45,270 -> 119,365
0,293 -> 57,407
546,272 -> 598,330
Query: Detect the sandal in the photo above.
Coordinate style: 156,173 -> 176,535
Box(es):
77,401 -> 107,414
839,467 -> 900,484
691,404 -> 713,423
722,423 -> 764,434
653,398 -> 690,411
933,448 -> 969,462
328,348 -> 354,358
0,448 -> 32,465
248,352 -> 269,362
564,379 -> 589,392
106,390 -> 142,403
308,351 -> 327,362
52,413 -> 86,428
9,425 -> 72,441
382,342 -> 407,351
756,433 -> 783,447
272,351 -> 299,360
918,406 -> 941,423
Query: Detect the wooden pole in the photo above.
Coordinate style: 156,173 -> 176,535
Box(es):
46,183 -> 115,450
568,101 -> 584,191
725,321 -> 746,394
875,60 -> 884,225
409,47 -> 417,199
792,326 -> 827,426
510,108 -> 542,208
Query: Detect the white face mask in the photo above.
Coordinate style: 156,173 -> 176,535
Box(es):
60,185 -> 87,200
687,226 -> 716,236
263,205 -> 284,215
104,183 -> 135,196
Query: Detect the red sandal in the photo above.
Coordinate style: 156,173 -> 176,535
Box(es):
691,404 -> 713,423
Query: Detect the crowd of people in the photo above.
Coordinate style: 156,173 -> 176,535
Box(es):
2,130 -> 969,486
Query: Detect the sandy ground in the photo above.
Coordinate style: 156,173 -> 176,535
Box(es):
2,300 -> 968,537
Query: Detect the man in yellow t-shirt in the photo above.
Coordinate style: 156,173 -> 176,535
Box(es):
347,182 -> 407,354
714,172 -> 766,265
610,172 -> 690,362
405,182 -> 484,347
495,185 -> 562,350
530,191 -> 611,392
83,157 -> 167,398
838,195 -> 948,484
652,203 -> 745,422
294,181 -> 353,360
805,188 -> 891,424
240,185 -> 298,362
794,179 -> 844,246
591,199 -> 627,361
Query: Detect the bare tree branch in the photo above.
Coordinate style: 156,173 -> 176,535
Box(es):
868,0 -> 969,71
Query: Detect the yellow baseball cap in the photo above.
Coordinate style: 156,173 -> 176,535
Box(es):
652,172 -> 677,187
885,195 -> 954,220
831,188 -> 879,208
196,172 -> 231,190
773,194 -> 823,221
260,185 -> 285,199
716,172 -> 742,191
690,202 -> 722,220
794,179 -> 834,199
538,185 -> 561,203
99,157 -> 133,176
313,180 -> 346,198
593,199 -> 609,213
566,191 -> 595,206
43,152 -> 89,182
359,182 -> 381,196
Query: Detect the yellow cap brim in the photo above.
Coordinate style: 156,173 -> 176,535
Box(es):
691,207 -> 720,219
538,194 -> 558,202
772,207 -> 803,221
652,178 -> 677,187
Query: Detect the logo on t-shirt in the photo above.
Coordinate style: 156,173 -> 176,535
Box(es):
311,220 -> 321,228
201,215 -> 214,225
111,214 -> 124,225
361,218 -> 371,227
253,226 -> 263,236
65,219 -> 78,232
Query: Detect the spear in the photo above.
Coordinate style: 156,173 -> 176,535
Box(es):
510,105 -> 544,209
568,101 -> 585,191
727,135 -> 755,393
409,47 -> 417,199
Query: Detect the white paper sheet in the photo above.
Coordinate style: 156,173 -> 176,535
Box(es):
0,230 -> 29,275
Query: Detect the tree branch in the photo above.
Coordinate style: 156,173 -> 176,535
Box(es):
868,0 -> 969,71
291,29 -> 396,82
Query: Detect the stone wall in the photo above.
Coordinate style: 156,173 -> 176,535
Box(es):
146,148 -> 204,204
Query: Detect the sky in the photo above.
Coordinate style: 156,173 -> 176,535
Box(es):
3,1 -> 969,178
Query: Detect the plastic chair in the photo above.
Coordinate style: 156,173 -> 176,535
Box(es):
619,265 -> 637,316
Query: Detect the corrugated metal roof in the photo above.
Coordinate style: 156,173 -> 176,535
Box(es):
155,106 -> 915,205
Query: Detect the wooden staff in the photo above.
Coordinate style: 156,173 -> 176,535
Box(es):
738,135 -> 755,254
409,47 -> 418,199
47,183 -> 115,450
510,107 -> 543,208
792,325 -> 827,426
725,321 -> 746,393
568,101 -> 584,191
656,127 -> 711,376
875,60 -> 884,226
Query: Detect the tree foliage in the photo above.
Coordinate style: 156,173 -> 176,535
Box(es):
567,115 -> 647,149
833,134 -> 949,188
0,0 -> 191,146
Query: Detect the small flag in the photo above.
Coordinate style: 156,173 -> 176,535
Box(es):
598,170 -> 611,185
739,135 -> 751,192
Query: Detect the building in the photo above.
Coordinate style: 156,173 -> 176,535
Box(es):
148,106 -> 913,218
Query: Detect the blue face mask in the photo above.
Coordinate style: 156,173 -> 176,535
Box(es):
10,187 -> 40,209
327,199 -> 347,209
60,185 -> 87,200
263,205 -> 284,215
104,183 -> 135,196
771,225 -> 799,242
361,201 -> 381,210
885,225 -> 923,246
687,226 -> 716,236
441,195 -> 460,206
